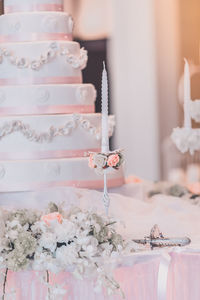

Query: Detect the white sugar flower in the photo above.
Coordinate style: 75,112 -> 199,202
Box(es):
93,154 -> 107,168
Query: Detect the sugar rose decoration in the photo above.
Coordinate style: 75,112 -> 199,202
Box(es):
93,153 -> 107,168
107,154 -> 120,167
88,150 -> 124,174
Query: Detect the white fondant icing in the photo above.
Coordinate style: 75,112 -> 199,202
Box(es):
45,162 -> 61,177
0,157 -> 124,192
35,88 -> 50,104
8,19 -> 21,33
0,84 -> 96,114
42,16 -> 59,31
0,12 -> 73,41
76,85 -> 97,105
0,164 -> 5,179
0,41 -> 83,81
0,91 -> 5,104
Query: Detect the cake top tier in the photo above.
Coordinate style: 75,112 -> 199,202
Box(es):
4,0 -> 64,14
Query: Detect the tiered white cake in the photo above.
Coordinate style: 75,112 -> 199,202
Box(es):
0,0 -> 124,192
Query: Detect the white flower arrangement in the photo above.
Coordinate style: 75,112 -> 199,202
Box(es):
171,127 -> 200,155
190,100 -> 200,122
0,203 -> 137,299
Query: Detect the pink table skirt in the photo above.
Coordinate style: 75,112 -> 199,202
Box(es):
1,251 -> 200,300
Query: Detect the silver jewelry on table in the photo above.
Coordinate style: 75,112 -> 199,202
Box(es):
133,224 -> 191,250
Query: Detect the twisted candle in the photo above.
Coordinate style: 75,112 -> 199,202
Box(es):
101,62 -> 110,215
101,62 -> 109,153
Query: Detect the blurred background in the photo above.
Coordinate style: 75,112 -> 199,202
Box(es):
64,0 -> 200,182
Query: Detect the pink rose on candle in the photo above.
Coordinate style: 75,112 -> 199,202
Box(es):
88,154 -> 95,168
107,154 -> 120,167
41,212 -> 63,225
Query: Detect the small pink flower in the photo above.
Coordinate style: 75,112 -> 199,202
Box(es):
88,154 -> 95,168
107,154 -> 120,167
41,212 -> 63,226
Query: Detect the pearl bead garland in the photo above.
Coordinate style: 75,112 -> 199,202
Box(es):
0,115 -> 115,143
0,42 -> 88,71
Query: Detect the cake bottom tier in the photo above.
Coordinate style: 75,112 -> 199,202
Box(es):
0,157 -> 124,192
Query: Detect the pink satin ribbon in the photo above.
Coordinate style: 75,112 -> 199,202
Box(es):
0,177 -> 125,192
0,76 -> 82,86
0,33 -> 72,43
0,148 -> 100,160
0,105 -> 95,115
5,4 -> 64,13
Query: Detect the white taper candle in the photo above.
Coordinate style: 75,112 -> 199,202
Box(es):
101,62 -> 109,153
184,58 -> 192,128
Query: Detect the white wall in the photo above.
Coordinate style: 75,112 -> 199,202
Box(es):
155,0 -> 181,178
110,0 -> 160,180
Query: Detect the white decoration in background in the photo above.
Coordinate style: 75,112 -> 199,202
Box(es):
190,100 -> 200,122
0,91 -> 5,104
0,115 -> 115,144
183,58 -> 192,128
0,165 -> 5,179
171,127 -> 200,155
35,88 -> 50,104
0,42 -> 88,71
171,59 -> 200,154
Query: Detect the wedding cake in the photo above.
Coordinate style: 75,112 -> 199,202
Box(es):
0,0 -> 124,192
